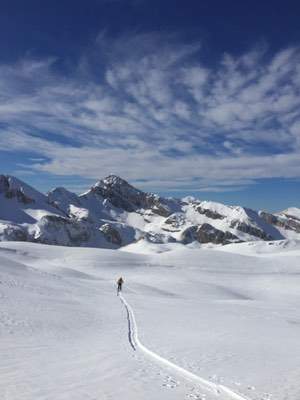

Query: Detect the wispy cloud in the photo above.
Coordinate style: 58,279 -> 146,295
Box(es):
1,33 -> 300,192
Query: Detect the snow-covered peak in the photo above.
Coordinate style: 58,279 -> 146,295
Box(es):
0,175 -> 63,225
181,196 -> 199,204
280,207 -> 300,220
93,175 -> 135,192
48,187 -> 81,215
90,175 -> 170,215
0,174 -> 44,204
48,187 -> 73,196
102,174 -> 131,187
198,201 -> 254,222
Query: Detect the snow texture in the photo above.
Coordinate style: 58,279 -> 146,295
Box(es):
0,240 -> 300,399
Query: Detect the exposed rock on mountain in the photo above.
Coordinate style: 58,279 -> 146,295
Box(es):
230,220 -> 273,240
182,223 -> 241,245
260,211 -> 300,234
281,207 -> 300,221
0,175 -> 34,204
196,205 -> 225,220
48,187 -> 81,216
162,213 -> 186,232
99,223 -> 122,246
34,215 -> 92,246
0,223 -> 28,242
91,175 -> 173,216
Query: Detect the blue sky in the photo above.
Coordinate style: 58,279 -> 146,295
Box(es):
1,0 -> 300,211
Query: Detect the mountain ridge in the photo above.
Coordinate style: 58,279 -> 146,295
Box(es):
0,173 -> 299,248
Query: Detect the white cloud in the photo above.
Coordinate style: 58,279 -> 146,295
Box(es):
0,34 -> 300,192
173,101 -> 191,120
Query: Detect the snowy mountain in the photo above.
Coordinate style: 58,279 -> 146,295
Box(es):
0,173 -> 299,248
2,175 -> 300,399
0,175 -> 112,248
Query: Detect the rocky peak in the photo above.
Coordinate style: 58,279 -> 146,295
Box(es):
0,175 -> 34,204
48,187 -> 81,215
91,175 -> 145,211
101,174 -> 131,187
94,174 -> 145,198
91,175 -> 171,216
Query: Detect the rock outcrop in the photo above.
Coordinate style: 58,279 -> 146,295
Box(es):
196,205 -> 225,220
182,223 -> 241,245
99,223 -> 122,246
162,213 -> 186,231
230,220 -> 274,240
260,211 -> 300,233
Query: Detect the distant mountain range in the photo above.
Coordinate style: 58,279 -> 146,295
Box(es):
0,174 -> 299,248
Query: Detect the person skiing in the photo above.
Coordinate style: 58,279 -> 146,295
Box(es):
117,277 -> 124,294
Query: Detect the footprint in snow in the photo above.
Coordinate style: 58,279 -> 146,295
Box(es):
187,392 -> 206,399
162,375 -> 180,389
262,394 -> 272,399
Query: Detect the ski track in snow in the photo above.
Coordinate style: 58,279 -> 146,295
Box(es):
119,293 -> 251,400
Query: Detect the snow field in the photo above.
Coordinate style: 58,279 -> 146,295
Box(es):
0,241 -> 300,399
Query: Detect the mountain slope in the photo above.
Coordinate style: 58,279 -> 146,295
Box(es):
0,175 -> 63,224
0,175 -> 113,247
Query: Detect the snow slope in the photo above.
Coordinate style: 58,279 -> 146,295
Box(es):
281,207 -> 300,220
0,175 -> 63,224
0,241 -> 300,399
119,293 -> 250,400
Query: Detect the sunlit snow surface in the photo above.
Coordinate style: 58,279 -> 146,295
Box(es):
0,240 -> 300,400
